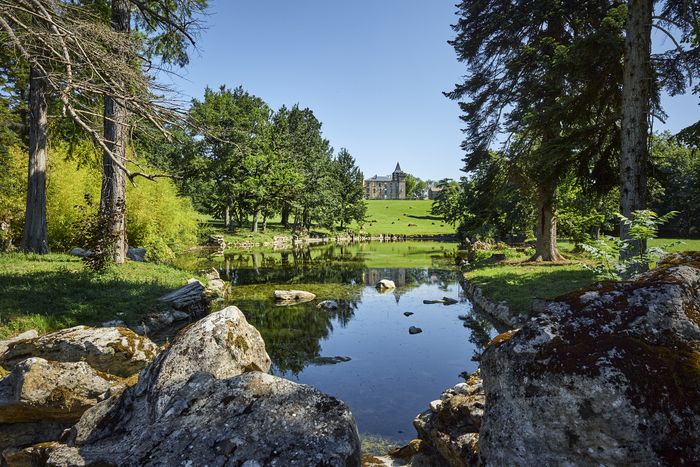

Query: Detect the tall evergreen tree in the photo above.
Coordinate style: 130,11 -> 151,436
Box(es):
333,148 -> 366,230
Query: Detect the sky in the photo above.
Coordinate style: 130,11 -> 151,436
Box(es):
170,0 -> 699,181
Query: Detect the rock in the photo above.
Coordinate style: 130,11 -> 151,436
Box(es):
100,320 -> 126,328
310,356 -> 352,365
478,253 -> 700,466
409,370 -> 484,467
422,299 -> 444,305
158,280 -> 208,312
0,330 -> 38,356
0,357 -> 127,450
317,300 -> 339,310
376,279 -> 396,290
45,306 -> 360,466
170,310 -> 190,321
126,246 -> 146,262
68,248 -> 92,258
409,326 -> 423,335
442,297 -> 459,305
404,312 -> 414,317
47,372 -> 361,466
273,290 -> 317,303
205,267 -> 227,294
0,326 -> 158,378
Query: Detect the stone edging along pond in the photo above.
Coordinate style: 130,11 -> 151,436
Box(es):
459,274 -> 522,329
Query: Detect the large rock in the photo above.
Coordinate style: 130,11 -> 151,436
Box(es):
273,289 -> 317,303
0,330 -> 38,356
44,307 -> 360,466
478,253 -> 700,466
0,358 -> 117,424
376,279 -> 396,290
1,326 -> 158,378
0,422 -> 66,451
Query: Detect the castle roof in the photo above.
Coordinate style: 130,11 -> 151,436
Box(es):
394,162 -> 403,173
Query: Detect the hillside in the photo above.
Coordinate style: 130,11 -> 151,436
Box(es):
353,200 -> 455,236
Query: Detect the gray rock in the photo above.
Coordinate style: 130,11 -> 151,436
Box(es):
273,290 -> 316,303
0,357 -> 117,425
0,330 -> 38,356
376,279 -> 396,290
100,320 -> 126,328
45,306 -> 360,466
0,326 -> 158,378
478,253 -> 700,466
404,312 -> 414,317
68,248 -> 92,258
0,422 -> 67,453
126,246 -> 146,262
310,356 -> 352,365
409,326 -> 423,335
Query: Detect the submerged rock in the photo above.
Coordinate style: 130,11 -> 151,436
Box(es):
0,326 -> 158,378
408,326 -> 423,335
43,306 -> 360,466
310,355 -> 352,365
479,253 -> 700,466
404,312 -> 414,317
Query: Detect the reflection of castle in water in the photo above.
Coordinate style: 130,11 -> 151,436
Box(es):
363,268 -> 407,287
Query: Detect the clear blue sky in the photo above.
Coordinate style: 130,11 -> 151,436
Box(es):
170,0 -> 699,181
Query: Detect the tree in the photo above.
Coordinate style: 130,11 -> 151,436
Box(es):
333,148 -> 366,230
448,0 -> 625,260
430,179 -> 464,227
620,0 -> 699,258
405,174 -> 428,200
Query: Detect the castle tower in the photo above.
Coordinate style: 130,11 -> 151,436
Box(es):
392,162 -> 406,199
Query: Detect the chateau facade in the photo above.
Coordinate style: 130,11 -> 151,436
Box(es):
364,163 -> 406,200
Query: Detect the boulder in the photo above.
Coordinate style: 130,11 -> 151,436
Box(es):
0,330 -> 38,356
47,372 -> 361,466
45,306 -> 360,466
0,357 -> 118,425
478,253 -> 700,466
1,326 -> 158,378
376,279 -> 396,290
0,422 -> 66,451
68,248 -> 91,258
205,267 -> 227,294
273,290 -> 317,302
126,247 -> 146,262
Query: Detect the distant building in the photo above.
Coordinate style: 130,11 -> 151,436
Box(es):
427,186 -> 443,200
364,163 -> 406,200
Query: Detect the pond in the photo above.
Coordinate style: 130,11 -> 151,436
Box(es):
174,241 -> 498,445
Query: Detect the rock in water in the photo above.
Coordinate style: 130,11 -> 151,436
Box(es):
404,312 -> 414,317
44,306 -> 361,466
479,253 -> 700,466
310,356 -> 352,365
409,326 -> 423,335
273,290 -> 317,302
376,279 -> 396,290
0,326 -> 158,378
317,300 -> 340,310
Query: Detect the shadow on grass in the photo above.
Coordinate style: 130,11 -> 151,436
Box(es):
468,266 -> 596,313
405,214 -> 443,221
0,270 -> 174,336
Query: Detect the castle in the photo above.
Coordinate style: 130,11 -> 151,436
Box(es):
364,163 -> 406,200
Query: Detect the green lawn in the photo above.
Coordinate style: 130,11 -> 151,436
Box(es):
0,253 -> 197,339
351,200 -> 455,236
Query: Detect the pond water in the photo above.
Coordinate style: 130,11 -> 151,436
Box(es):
174,242 -> 498,444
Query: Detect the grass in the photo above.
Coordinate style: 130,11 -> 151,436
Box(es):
0,253 -> 198,339
351,200 -> 454,236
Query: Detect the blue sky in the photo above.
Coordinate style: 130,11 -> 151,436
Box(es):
170,0 -> 699,181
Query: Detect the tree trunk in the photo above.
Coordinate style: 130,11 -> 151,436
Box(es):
22,66 -> 49,254
281,204 -> 290,228
262,215 -> 267,232
251,209 -> 259,233
531,184 -> 564,262
620,0 -> 652,259
99,0 -> 130,264
224,205 -> 231,230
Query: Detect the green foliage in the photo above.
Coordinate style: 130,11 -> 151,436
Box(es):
430,179 -> 467,227
0,146 -> 26,250
581,210 -> 679,279
333,148 -> 366,229
405,174 -> 429,200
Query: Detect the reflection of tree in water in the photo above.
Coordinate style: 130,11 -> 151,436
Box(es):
461,311 -> 497,363
237,293 -> 362,376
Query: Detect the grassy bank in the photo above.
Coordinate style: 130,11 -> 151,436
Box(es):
0,253 -> 197,339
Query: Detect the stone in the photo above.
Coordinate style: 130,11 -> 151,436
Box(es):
317,300 -> 339,310
409,370 -> 483,467
422,300 -> 444,305
126,246 -> 146,262
442,297 -> 459,305
409,326 -> 423,335
0,422 -> 67,451
0,357 -> 117,430
100,320 -> 126,328
68,248 -> 92,258
0,330 -> 38,356
45,307 -> 360,466
404,312 -> 414,317
170,310 -> 190,321
478,253 -> 700,466
310,356 -> 352,365
273,290 -> 317,303
0,326 -> 158,378
205,267 -> 227,294
158,280 -> 208,311
376,279 -> 396,290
